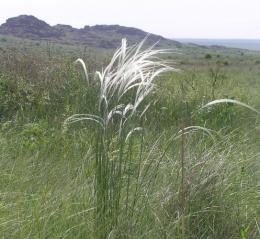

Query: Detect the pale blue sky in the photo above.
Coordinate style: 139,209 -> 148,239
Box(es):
1,0 -> 259,39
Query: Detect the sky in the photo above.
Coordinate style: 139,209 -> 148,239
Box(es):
0,0 -> 260,39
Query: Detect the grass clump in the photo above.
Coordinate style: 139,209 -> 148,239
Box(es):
66,38 -> 176,237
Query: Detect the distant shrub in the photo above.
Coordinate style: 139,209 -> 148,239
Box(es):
205,53 -> 212,59
223,60 -> 229,65
255,60 -> 260,64
0,38 -> 7,42
216,60 -> 229,66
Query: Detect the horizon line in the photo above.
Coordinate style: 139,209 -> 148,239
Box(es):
172,38 -> 260,40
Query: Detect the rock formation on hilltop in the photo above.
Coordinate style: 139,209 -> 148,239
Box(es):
0,15 -> 181,48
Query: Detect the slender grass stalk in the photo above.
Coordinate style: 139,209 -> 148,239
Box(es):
202,99 -> 260,115
75,58 -> 89,85
181,119 -> 185,239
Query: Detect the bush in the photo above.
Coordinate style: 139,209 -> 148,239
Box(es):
205,53 -> 212,59
216,60 -> 229,66
0,37 -> 7,42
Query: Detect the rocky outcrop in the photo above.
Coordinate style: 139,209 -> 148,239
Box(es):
0,15 -> 62,39
0,15 -> 180,48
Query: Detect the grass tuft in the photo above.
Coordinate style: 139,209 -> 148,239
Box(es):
67,38 -> 176,237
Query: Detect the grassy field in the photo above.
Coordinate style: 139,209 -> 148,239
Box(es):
0,36 -> 259,238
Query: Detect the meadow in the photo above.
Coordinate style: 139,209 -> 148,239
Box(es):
0,35 -> 259,238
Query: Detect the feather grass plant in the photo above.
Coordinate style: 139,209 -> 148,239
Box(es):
65,38 -> 177,238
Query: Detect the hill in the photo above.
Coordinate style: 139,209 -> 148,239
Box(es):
0,15 -> 180,48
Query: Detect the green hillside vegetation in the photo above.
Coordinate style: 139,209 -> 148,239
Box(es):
0,34 -> 259,238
